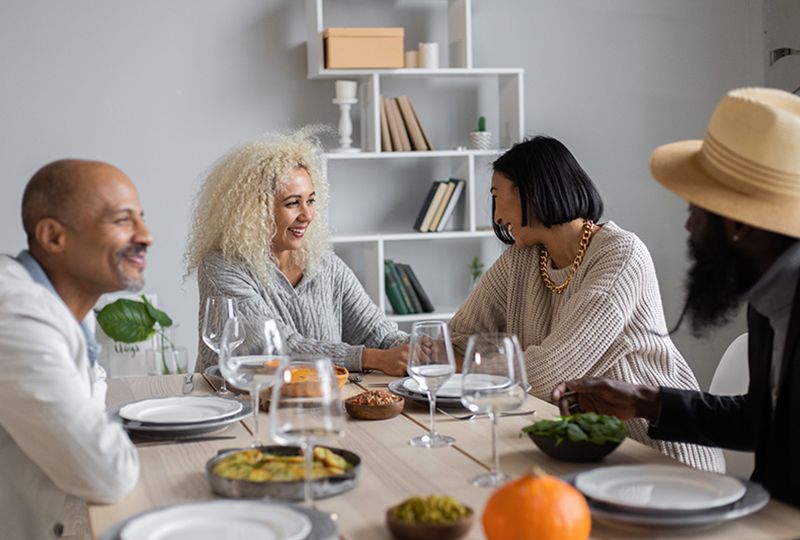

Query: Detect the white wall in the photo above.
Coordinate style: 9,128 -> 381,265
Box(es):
0,0 -> 763,387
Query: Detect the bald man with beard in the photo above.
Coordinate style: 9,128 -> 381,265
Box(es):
0,159 -> 152,538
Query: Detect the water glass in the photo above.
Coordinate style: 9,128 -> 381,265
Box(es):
202,296 -> 239,396
220,316 -> 286,447
407,320 -> 456,448
270,357 -> 345,507
461,333 -> 528,486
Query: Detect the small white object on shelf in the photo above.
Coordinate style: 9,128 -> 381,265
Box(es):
334,79 -> 357,99
469,131 -> 492,150
404,50 -> 418,68
332,97 -> 360,153
418,42 -> 439,69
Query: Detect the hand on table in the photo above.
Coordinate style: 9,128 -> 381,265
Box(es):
551,377 -> 661,422
362,345 -> 409,376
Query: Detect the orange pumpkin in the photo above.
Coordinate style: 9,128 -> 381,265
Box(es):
482,468 -> 590,540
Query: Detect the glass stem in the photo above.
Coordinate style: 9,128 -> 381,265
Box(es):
489,411 -> 499,475
428,392 -> 437,438
302,441 -> 314,508
250,384 -> 261,447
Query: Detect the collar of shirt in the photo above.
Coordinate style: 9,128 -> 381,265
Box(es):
746,241 -> 800,323
14,250 -> 101,366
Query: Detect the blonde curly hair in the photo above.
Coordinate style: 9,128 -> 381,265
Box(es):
185,128 -> 330,282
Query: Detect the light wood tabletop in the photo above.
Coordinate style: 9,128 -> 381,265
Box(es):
89,373 -> 800,540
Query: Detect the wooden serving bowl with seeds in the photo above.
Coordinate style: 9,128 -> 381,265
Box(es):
345,390 -> 404,420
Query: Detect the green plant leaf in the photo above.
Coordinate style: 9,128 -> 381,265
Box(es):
141,295 -> 173,328
96,299 -> 157,343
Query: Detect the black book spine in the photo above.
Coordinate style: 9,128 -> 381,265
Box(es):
413,182 -> 438,231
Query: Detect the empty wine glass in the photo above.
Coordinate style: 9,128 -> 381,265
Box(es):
270,357 -> 345,507
202,296 -> 240,396
461,333 -> 528,487
220,316 -> 287,447
407,320 -> 456,448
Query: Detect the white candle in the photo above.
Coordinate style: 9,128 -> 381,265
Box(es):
418,42 -> 439,69
335,80 -> 358,100
404,50 -> 418,68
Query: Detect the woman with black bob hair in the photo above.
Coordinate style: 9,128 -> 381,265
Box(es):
449,136 -> 723,472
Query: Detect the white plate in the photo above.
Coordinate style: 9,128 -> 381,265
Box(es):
120,500 -> 312,540
119,396 -> 243,425
402,373 -> 509,398
575,465 -> 746,512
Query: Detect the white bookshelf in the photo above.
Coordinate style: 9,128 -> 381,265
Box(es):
306,0 -> 525,324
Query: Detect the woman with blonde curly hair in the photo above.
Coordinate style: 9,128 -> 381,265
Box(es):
186,129 -> 409,374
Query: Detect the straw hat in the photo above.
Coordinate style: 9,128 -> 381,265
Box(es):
651,87 -> 800,238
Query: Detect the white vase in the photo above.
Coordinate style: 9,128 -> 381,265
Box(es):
469,131 -> 492,150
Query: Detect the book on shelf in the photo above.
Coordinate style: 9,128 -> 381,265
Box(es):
384,260 -> 410,315
396,263 -> 434,313
382,96 -> 404,151
406,98 -> 433,150
413,182 -> 439,231
387,98 -> 412,151
386,260 -> 416,314
428,181 -> 456,232
379,97 -> 393,152
396,95 -> 429,151
394,263 -> 423,313
418,181 -> 449,232
435,178 -> 465,232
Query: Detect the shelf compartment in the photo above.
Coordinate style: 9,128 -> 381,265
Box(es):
311,67 -> 524,79
325,149 -> 503,160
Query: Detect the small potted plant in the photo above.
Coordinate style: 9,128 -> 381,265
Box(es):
468,256 -> 484,290
96,296 -> 187,375
469,116 -> 492,150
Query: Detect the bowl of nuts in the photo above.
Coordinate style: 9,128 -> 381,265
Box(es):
345,390 -> 404,420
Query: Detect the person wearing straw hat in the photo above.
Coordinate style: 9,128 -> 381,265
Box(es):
552,87 -> 800,507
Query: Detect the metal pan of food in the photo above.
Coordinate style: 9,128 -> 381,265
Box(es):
206,445 -> 361,500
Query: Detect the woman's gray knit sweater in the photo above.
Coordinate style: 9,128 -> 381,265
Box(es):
197,251 -> 407,373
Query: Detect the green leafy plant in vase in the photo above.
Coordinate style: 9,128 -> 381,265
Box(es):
96,296 -> 180,374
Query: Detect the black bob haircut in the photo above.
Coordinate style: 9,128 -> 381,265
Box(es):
491,136 -> 604,245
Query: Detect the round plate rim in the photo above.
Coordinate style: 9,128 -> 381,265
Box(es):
575,464 -> 747,511
119,396 -> 243,425
387,377 -> 464,408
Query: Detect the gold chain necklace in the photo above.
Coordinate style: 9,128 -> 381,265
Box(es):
539,219 -> 594,295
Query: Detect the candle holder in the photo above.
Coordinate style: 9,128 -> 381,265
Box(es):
332,97 -> 361,153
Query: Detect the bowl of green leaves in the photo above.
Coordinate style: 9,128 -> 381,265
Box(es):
522,413 -> 626,463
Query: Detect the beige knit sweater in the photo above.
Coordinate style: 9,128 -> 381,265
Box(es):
449,222 -> 724,472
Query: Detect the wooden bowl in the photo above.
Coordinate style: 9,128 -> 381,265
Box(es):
345,392 -> 404,420
527,432 -> 623,462
386,506 -> 474,540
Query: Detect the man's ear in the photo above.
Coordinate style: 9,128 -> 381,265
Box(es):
34,218 -> 68,254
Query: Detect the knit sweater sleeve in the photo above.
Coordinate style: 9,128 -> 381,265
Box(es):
448,249 -> 510,354
523,240 -> 640,398
335,256 -> 408,351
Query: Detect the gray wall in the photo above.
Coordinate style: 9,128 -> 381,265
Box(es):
0,0 -> 763,387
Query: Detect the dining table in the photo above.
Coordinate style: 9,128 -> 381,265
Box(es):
89,372 -> 800,539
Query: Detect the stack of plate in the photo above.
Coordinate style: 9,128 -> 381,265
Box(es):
388,374 -> 517,408
101,500 -> 338,540
567,465 -> 769,529
111,395 -> 251,438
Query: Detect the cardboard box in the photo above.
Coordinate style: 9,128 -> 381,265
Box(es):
324,27 -> 404,69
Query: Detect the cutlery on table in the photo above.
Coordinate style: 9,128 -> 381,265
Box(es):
134,435 -> 237,447
347,374 -> 363,384
437,408 -> 536,421
182,373 -> 194,394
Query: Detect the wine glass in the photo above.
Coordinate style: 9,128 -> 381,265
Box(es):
461,333 -> 528,487
201,296 -> 240,396
407,320 -> 456,448
220,316 -> 287,447
270,357 -> 345,507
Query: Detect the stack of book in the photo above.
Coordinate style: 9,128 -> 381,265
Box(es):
380,95 -> 433,152
413,178 -> 465,232
384,260 -> 434,315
